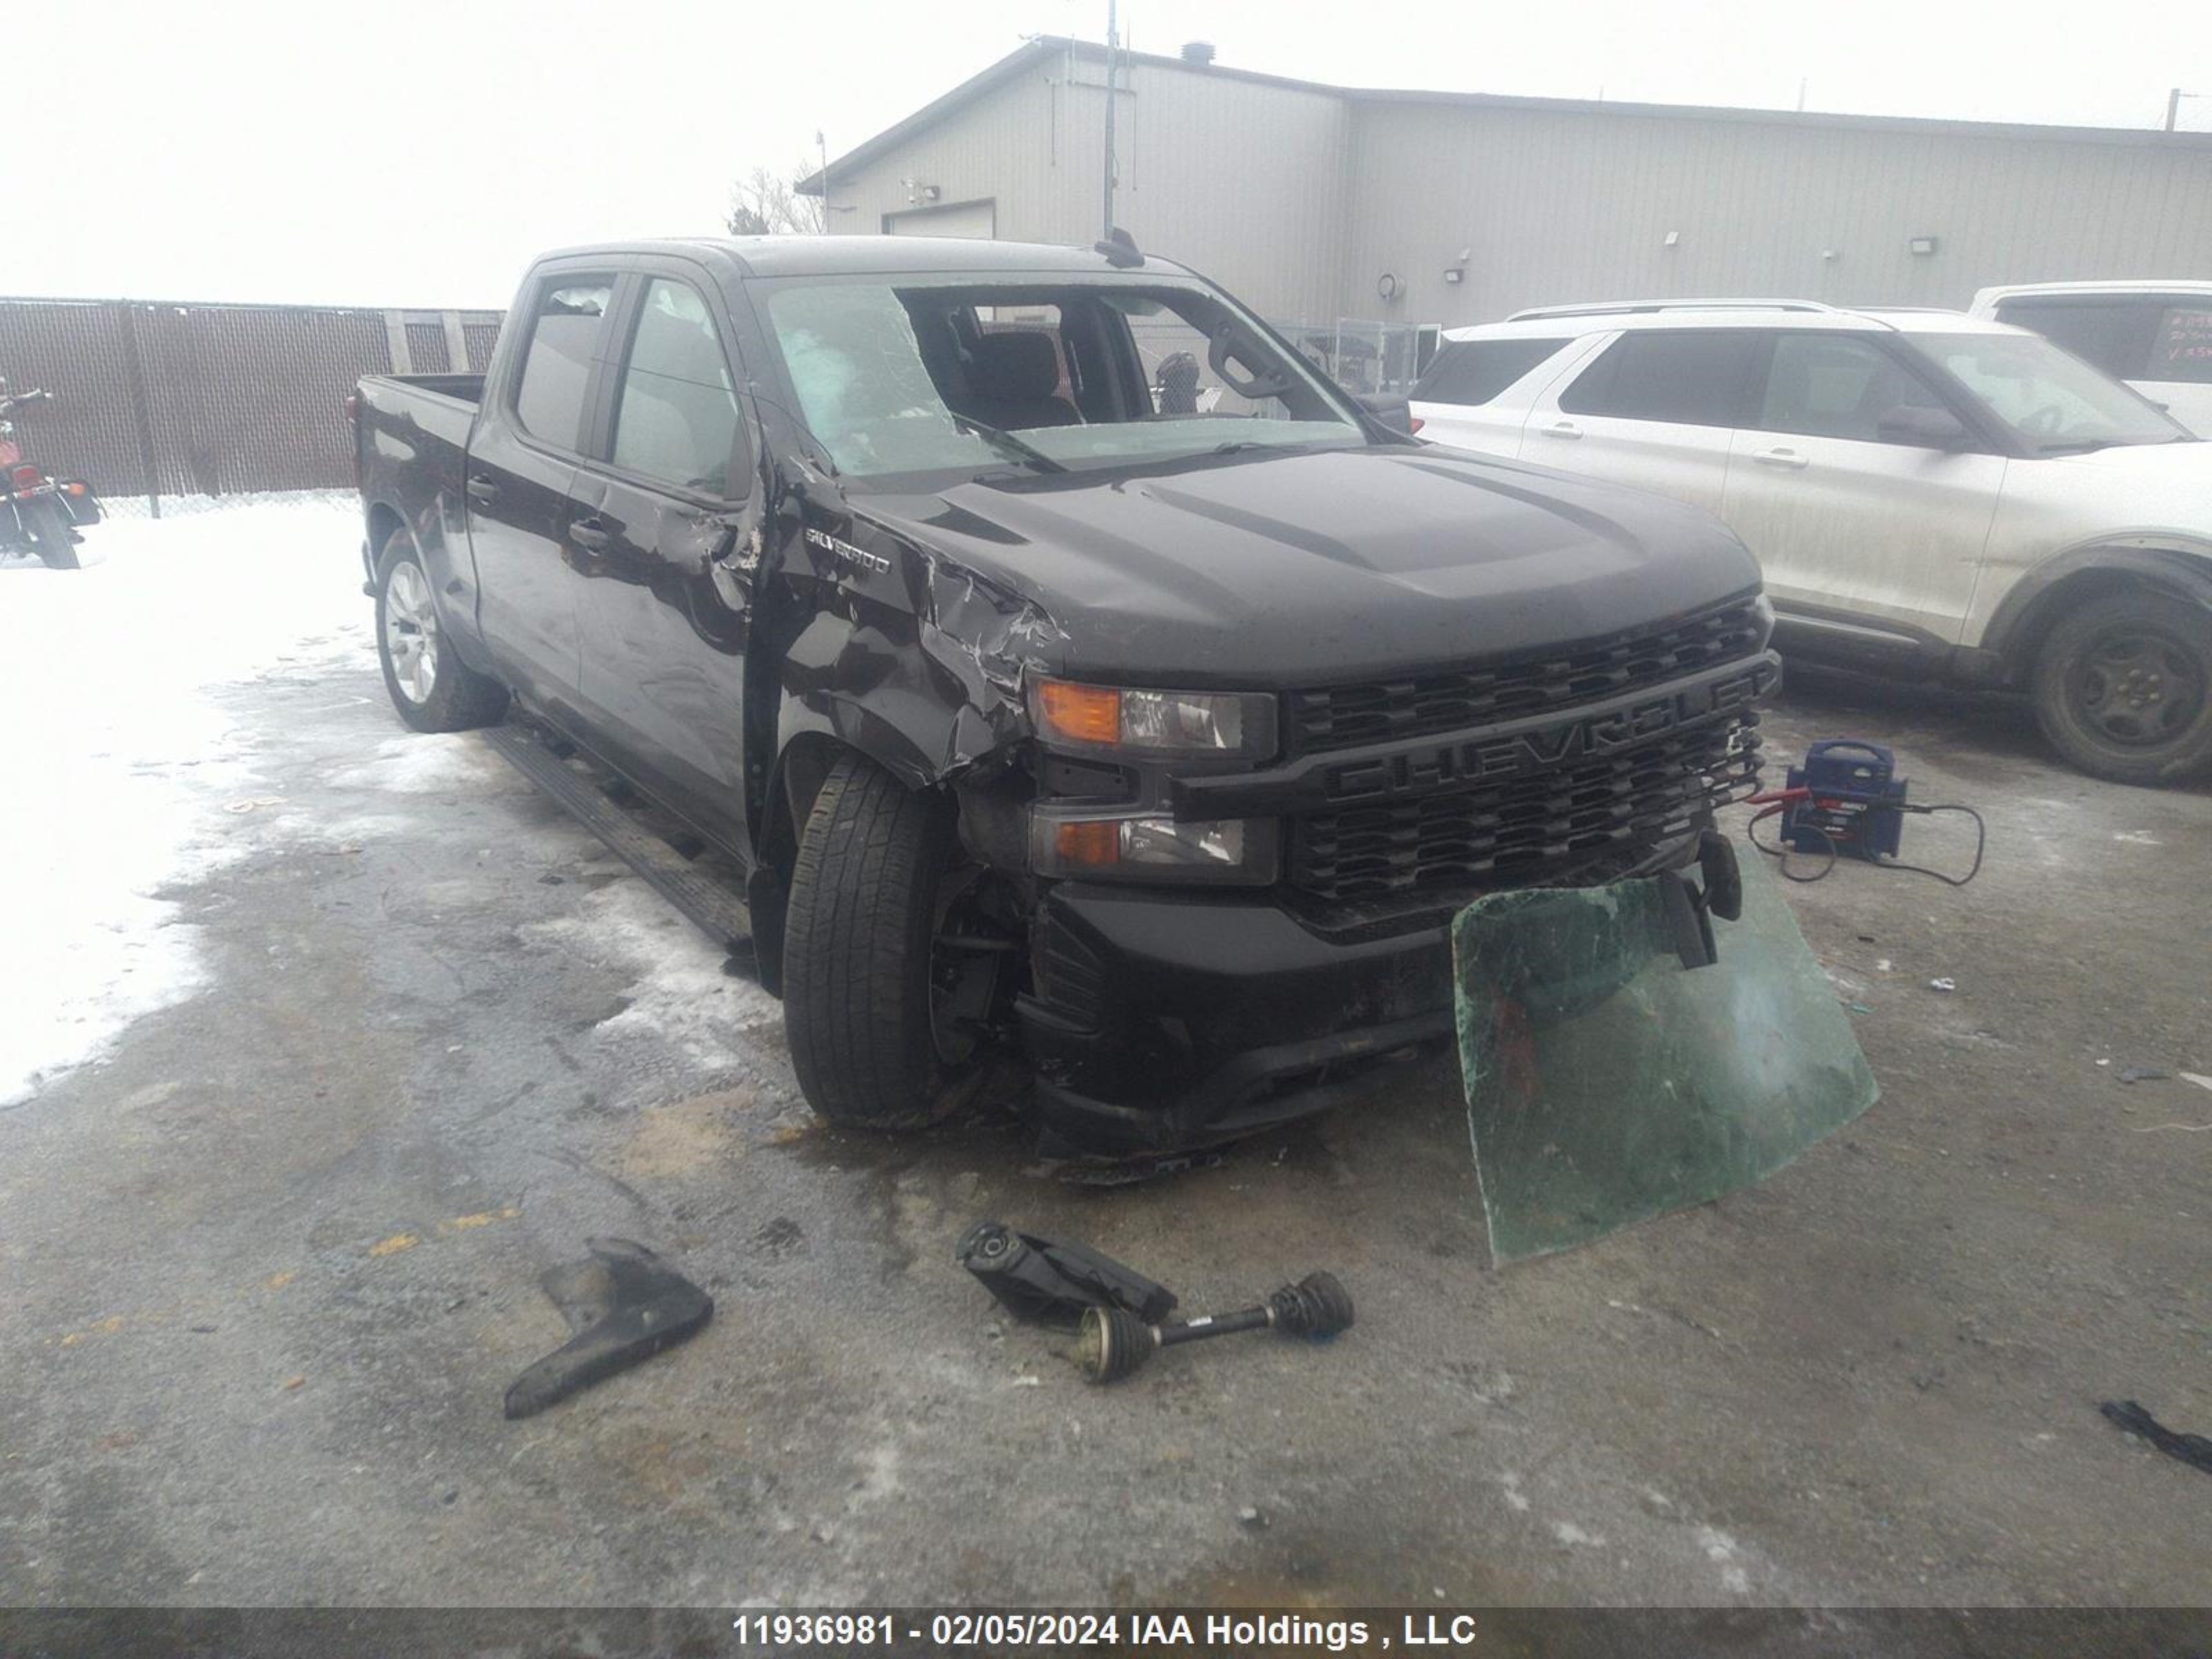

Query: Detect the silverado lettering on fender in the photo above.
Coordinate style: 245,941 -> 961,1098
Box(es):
350,236 -> 1779,1160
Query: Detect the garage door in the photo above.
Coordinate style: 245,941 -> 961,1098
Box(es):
885,199 -> 995,238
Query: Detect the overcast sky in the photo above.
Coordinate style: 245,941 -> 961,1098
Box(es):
16,0 -> 2212,309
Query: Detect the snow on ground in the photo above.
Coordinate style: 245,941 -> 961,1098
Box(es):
520,878 -> 783,1075
0,495 -> 368,1105
325,731 -> 507,794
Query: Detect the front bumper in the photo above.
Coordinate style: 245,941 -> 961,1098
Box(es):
1015,642 -> 1779,1156
1016,820 -> 1723,1157
1014,881 -> 1460,1157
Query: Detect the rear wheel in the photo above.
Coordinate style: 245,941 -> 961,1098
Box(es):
374,534 -> 509,733
19,497 -> 80,570
782,753 -> 1013,1129
2032,590 -> 2212,785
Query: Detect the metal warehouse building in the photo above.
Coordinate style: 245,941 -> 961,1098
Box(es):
803,35 -> 2212,371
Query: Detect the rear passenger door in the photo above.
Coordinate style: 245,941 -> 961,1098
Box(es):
1519,329 -> 1761,513
1721,332 -> 2002,648
568,266 -> 762,837
469,266 -> 615,707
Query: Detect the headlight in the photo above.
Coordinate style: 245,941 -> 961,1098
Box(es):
1031,678 -> 1277,759
1031,812 -> 1278,885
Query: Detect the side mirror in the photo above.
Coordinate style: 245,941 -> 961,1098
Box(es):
1875,404 -> 1971,451
1355,392 -> 1414,435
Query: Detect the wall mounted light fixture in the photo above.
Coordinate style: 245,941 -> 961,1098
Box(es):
1908,234 -> 1939,256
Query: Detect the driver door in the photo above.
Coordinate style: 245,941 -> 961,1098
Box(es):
570,268 -> 762,836
1723,332 -> 2003,652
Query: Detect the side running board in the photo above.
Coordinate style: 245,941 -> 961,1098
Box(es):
482,721 -> 756,967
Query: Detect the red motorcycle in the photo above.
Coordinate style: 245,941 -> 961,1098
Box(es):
1,380 -> 100,570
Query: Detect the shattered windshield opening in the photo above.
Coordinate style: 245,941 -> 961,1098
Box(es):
760,276 -> 1367,484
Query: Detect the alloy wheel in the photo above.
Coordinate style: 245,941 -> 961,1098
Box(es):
384,561 -> 440,705
2073,626 -> 2204,748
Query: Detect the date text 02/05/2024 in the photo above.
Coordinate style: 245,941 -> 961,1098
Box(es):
729,1610 -> 1488,1649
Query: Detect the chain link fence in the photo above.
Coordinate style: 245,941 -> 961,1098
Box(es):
0,297 -> 503,517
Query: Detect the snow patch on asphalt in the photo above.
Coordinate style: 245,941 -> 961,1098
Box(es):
521,881 -> 781,1073
328,732 -> 509,795
0,497 -> 366,1105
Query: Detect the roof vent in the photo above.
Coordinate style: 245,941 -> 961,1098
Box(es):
1180,41 -> 1216,66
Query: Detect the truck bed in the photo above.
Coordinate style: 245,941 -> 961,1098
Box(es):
351,372 -> 486,595
371,372 -> 485,408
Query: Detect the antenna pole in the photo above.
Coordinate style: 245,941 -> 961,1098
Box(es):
1103,0 -> 1118,238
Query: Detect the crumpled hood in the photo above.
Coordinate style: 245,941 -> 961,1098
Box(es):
858,444 -> 1763,686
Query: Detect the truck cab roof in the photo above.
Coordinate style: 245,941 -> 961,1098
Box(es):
530,235 -> 1198,283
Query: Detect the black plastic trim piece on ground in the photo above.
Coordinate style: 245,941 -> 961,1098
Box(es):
503,1239 -> 713,1419
2101,1399 -> 2212,1476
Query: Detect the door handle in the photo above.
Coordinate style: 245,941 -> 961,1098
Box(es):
1750,447 -> 1810,470
1541,420 -> 1582,440
465,474 -> 500,505
567,518 -> 610,552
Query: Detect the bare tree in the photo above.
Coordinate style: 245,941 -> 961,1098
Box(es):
726,163 -> 825,236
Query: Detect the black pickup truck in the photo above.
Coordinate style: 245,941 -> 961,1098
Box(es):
351,236 -> 1777,1157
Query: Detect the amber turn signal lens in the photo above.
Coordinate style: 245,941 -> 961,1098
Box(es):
1037,679 -> 1121,747
1052,819 -> 1121,867
64,482 -> 86,496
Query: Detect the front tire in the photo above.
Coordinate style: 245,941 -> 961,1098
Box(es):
374,535 -> 509,733
782,754 -> 1002,1129
19,498 -> 81,570
2032,590 -> 2212,785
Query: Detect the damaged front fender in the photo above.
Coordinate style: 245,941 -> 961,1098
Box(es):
774,502 -> 1069,790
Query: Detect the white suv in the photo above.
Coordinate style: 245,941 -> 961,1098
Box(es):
1411,301 -> 2212,784
1969,281 -> 2212,436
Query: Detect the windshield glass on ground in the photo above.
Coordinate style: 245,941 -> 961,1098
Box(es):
1908,330 -> 2187,451
760,277 -> 1365,483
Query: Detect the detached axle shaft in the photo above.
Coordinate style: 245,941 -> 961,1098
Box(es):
1074,1271 -> 1353,1383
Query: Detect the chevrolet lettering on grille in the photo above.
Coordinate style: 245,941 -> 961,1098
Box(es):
1322,657 -> 1779,803
1170,652 -> 1780,822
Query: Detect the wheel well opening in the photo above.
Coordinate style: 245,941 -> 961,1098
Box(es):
747,735 -> 871,1000
2008,568 -> 2165,677
767,733 -> 847,881
366,503 -> 404,573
